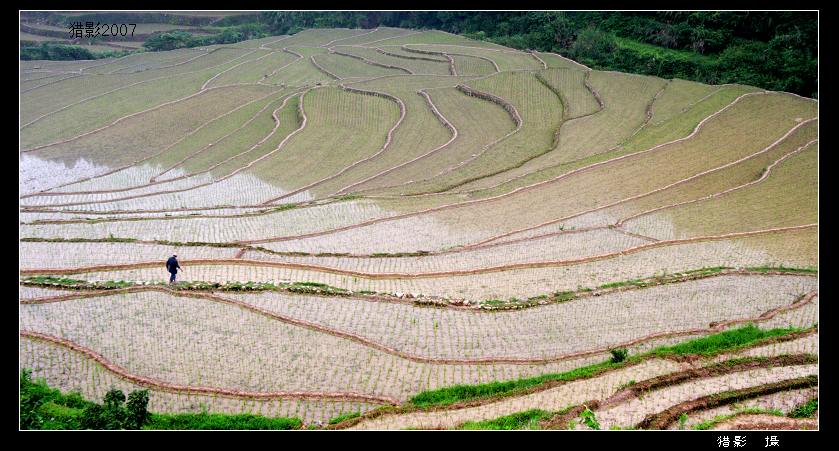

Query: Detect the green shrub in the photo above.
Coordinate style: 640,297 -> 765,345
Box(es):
610,348 -> 628,363
580,407 -> 600,430
788,399 -> 818,418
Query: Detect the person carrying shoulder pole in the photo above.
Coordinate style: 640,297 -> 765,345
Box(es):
166,254 -> 182,285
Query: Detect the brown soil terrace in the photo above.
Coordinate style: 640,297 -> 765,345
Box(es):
598,354 -> 818,411
19,330 -> 399,405
538,402 -> 601,429
326,329 -> 818,429
636,375 -> 818,430
18,285 -> 818,365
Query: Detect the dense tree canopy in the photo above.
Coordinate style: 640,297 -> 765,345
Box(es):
21,11 -> 817,97
258,11 -> 817,97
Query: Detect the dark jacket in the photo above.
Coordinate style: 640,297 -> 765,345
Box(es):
166,256 -> 180,274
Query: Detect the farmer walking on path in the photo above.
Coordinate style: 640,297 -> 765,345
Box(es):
166,254 -> 181,285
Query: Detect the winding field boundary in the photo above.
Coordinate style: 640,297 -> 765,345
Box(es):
22,224 -> 817,278
334,88 -> 459,195
375,47 -> 449,63
19,286 -> 817,365
20,74 -> 84,94
22,86 -> 288,197
24,89 -> 292,197
201,50 -> 275,90
336,330 -> 818,429
329,47 -> 414,74
616,138 -> 819,228
401,46 -> 457,76
320,28 -> 380,48
20,268 -> 816,311
19,330 -> 398,405
21,90 -> 310,207
470,117 -> 817,248
309,54 -> 341,80
234,92 -> 769,244
21,48 -> 262,136
260,84 -> 408,205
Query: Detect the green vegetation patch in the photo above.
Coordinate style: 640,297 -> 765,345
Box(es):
650,324 -> 804,357
788,398 -> 818,418
745,265 -> 818,274
408,325 -> 808,408
19,276 -> 351,295
458,409 -> 552,430
328,411 -> 361,425
20,369 -> 302,430
145,412 -> 301,430
409,360 -> 617,407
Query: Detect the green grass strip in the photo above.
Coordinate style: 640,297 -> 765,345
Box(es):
328,411 -> 361,425
408,325 -> 808,408
144,412 -> 302,430
649,325 -> 803,357
745,265 -> 818,274
457,409 -> 552,430
788,398 -> 818,418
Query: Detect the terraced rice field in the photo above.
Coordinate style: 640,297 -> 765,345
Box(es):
20,27 -> 818,429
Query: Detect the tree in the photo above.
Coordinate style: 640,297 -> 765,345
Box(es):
126,390 -> 150,429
